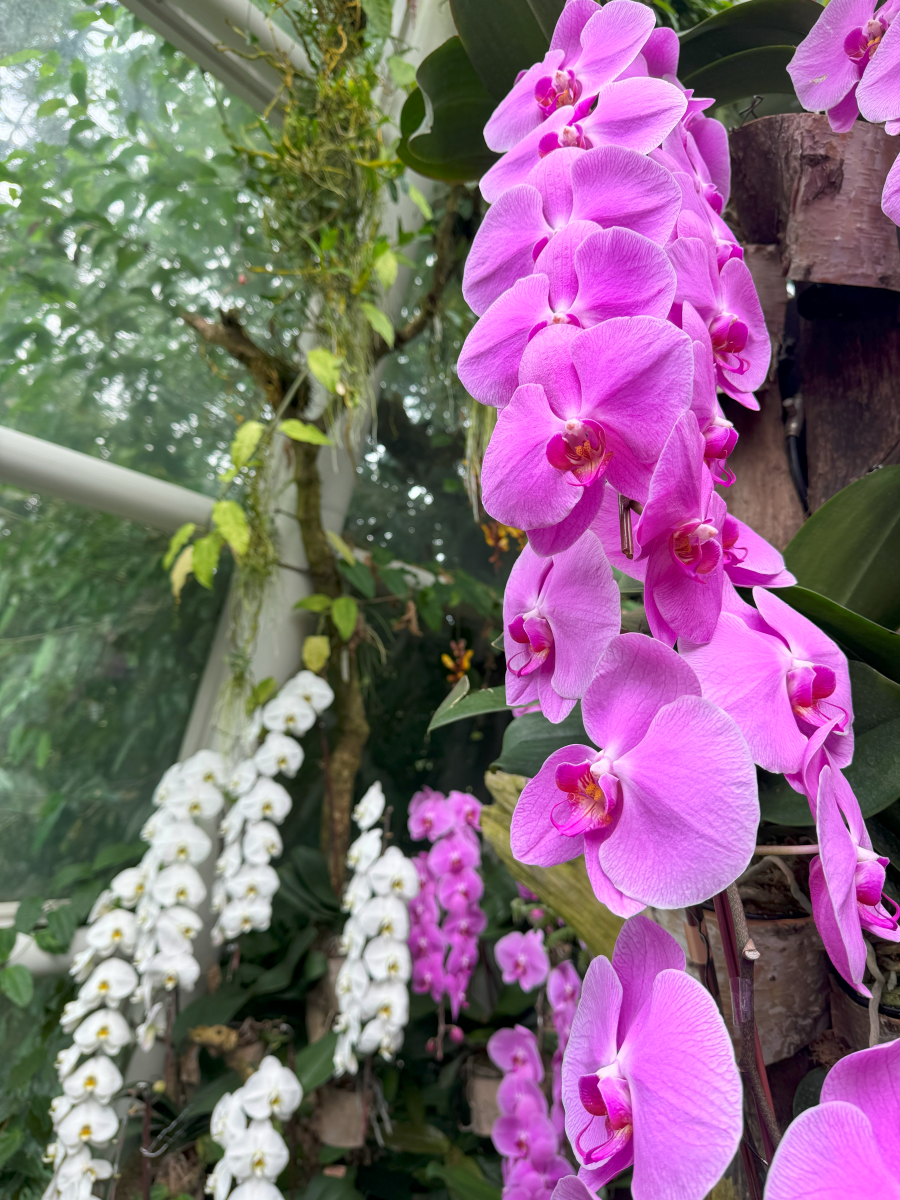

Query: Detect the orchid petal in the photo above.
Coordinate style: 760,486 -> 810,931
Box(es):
611,914 -> 686,1044
765,1101 -> 900,1199
510,744 -> 599,867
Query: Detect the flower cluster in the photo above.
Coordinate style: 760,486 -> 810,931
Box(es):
487,1024 -> 573,1200
547,960 -> 580,1135
211,670 -> 334,943
44,747 -> 226,1200
334,782 -> 419,1075
407,787 -> 486,1021
206,1056 -> 303,1200
788,0 -> 900,221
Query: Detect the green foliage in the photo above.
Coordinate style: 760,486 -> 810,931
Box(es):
780,586 -> 900,684
212,499 -> 250,558
0,966 -> 34,1008
331,595 -> 359,641
492,706 -> 588,777
279,419 -> 333,446
428,679 -> 509,732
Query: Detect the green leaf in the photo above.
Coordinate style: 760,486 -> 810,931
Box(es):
295,593 -> 333,613
845,718 -> 900,817
0,1128 -> 24,1170
163,522 -> 196,571
332,595 -> 359,641
46,905 -> 78,950
428,682 -> 510,732
212,501 -> 249,558
71,10 -> 99,29
0,49 -> 45,67
373,248 -> 399,289
307,348 -> 342,393
678,0 -> 822,80
387,1122 -> 452,1155
449,0 -> 549,99
784,466 -> 900,631
303,636 -> 331,673
337,559 -> 376,599
407,185 -> 433,221
426,1158 -> 501,1200
173,986 -> 247,1045
35,730 -> 51,769
247,677 -> 278,715
361,0 -> 393,37
492,705 -> 589,777
850,660 -> 900,735
360,301 -> 395,349
279,418 -> 333,446
9,1047 -> 46,1090
230,419 -> 264,469
249,927 -> 317,996
388,55 -> 418,89
779,586 -> 900,685
0,964 -> 34,1007
682,46 -> 799,105
378,567 -> 409,597
36,97 -> 68,118
397,42 -> 500,183
14,896 -> 44,935
295,1030 -> 339,1093
92,841 -> 144,870
524,0 -> 565,40
191,531 -> 224,589
0,929 -> 16,964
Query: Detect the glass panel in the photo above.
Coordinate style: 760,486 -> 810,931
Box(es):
0,483 -> 228,899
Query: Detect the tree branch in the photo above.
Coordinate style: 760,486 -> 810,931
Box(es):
181,308 -> 296,408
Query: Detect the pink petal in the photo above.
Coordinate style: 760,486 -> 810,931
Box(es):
550,0 -> 600,58
571,146 -> 682,244
723,515 -> 796,588
827,82 -> 861,131
485,51 -> 566,153
544,532 -> 620,700
573,227 -> 676,324
458,276 -> 551,407
528,482 -> 606,557
535,220 -> 600,309
583,829 -> 647,917
822,1039 -> 900,1177
668,236 -> 719,319
812,766 -> 869,993
575,0 -> 657,93
585,77 -> 687,154
527,146 -> 579,228
619,971 -> 743,1200
640,26 -> 679,78
582,632 -> 700,759
612,915 -> 686,1045
462,185 -> 550,315
860,15 -> 900,120
716,255 -> 771,395
562,956 -> 623,1159
883,152 -> 900,224
480,107 -> 575,204
510,744 -> 598,866
786,0 -> 873,113
519,322 -> 583,415
635,411 -> 706,548
602,696 -> 758,908
690,113 -> 731,206
765,1102 -> 900,1199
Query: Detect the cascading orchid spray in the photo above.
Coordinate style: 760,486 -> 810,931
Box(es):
406,788 -> 487,1048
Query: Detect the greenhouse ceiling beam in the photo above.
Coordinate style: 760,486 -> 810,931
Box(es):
0,425 -> 214,532
117,0 -> 309,114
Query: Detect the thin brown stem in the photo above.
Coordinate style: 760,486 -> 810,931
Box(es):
141,1089 -> 151,1200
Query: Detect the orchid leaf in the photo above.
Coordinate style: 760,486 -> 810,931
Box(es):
449,0 -> 549,99
784,466 -> 900,631
681,45 -> 798,103
524,0 -> 566,41
428,683 -> 510,732
491,704 -> 589,777
779,586 -> 900,685
295,1030 -> 339,1093
678,0 -> 821,78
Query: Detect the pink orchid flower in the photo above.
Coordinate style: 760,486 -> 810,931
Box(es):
485,0 -> 657,153
668,233 -> 770,404
788,0 -> 900,133
494,929 -> 551,991
506,1155 -> 573,1200
766,1039 -> 900,1198
681,584 -> 852,776
447,789 -> 481,830
464,145 -> 682,315
458,226 -> 677,408
408,787 -> 455,842
428,828 -> 480,877
443,904 -> 487,941
480,78 -> 687,204
562,916 -> 742,1197
493,1091 -> 559,1166
680,300 -> 739,484
654,91 -> 732,217
480,316 -> 692,555
412,952 -> 445,1002
437,866 -> 484,913
809,763 -> 900,994
409,923 -> 446,960
502,532 -> 619,723
510,633 -> 758,915
489,1025 -> 545,1080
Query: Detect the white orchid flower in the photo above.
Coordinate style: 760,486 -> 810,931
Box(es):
238,779 -> 292,824
356,895 -> 409,941
42,1139 -> 64,1167
71,1009 -> 133,1056
57,1148 -> 114,1197
160,905 -> 202,940
254,731 -> 303,779
85,909 -> 137,958
242,821 -> 283,866
87,889 -> 114,923
136,1001 -> 166,1053
240,1056 -> 303,1121
368,847 -> 420,900
243,708 -> 264,752
62,1057 -> 123,1106
140,807 -> 176,844
229,1181 -> 284,1200
133,929 -> 159,973
61,995 -> 98,1033
153,918 -> 190,958
216,841 -> 243,880
337,917 -> 365,960
135,896 -> 161,931
211,1089 -> 248,1144
68,948 -> 96,984
55,1045 -> 81,1080
341,871 -> 372,915
358,1016 -> 404,1059
153,820 -> 212,866
57,1100 -> 118,1150
225,758 -> 258,798
352,781 -> 385,832
153,863 -> 207,908
109,865 -> 149,908
283,670 -> 334,714
205,1158 -> 233,1200
332,1005 -> 362,1040
333,1032 -> 359,1079
144,951 -> 200,992
336,959 -> 369,1012
152,763 -> 184,807
224,1119 -> 290,1182
78,959 -> 138,1009
49,1094 -> 73,1128
261,692 -> 316,738
180,749 -> 227,788
363,936 -> 412,983
219,897 -> 272,939
219,806 -> 246,845
211,880 -> 228,915
225,864 -> 280,902
347,829 -> 381,873
164,781 -> 224,821
362,980 -> 409,1030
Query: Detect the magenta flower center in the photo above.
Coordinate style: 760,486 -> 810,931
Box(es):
552,758 -> 619,836
844,17 -> 886,64
786,658 -> 840,727
575,1066 -> 634,1166
538,116 -> 593,160
546,418 -> 614,487
534,68 -> 582,115
670,518 -> 721,577
709,312 -> 750,375
508,610 -> 553,677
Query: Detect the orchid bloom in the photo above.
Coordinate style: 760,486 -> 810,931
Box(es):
494,929 -> 551,991
457,227 -> 677,407
481,315 -> 692,554
408,786 -> 455,841
241,1056 -> 303,1121
511,633 -> 758,915
681,584 -> 852,776
788,0 -> 900,132
464,145 -> 681,315
765,1038 -> 900,1198
501,533 -> 619,722
353,781 -> 386,831
563,916 -> 742,1198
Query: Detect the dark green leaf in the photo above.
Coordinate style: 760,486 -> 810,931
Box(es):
182,1072 -> 242,1117
0,964 -> 34,1007
249,927 -> 317,996
849,660 -> 900,735
678,0 -> 821,78
846,718 -> 900,817
779,586 -> 900,684
525,0 -> 566,41
378,567 -> 409,598
449,0 -> 549,99
428,682 -> 509,732
173,986 -> 247,1045
0,928 -> 15,964
0,1128 -> 24,1170
14,896 -> 44,936
386,1121 -> 452,1155
337,559 -> 375,599
46,904 -> 78,950
784,466 -> 900,630
295,1031 -> 339,1093
92,840 -> 144,871
289,846 -> 340,913
793,1067 -> 827,1117
492,983 -> 539,1016
9,1048 -> 45,1090
426,1159 -> 502,1200
682,45 -> 797,103
301,1170 -> 363,1200
492,705 -> 590,777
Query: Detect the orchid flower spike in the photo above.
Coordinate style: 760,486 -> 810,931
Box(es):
511,633 -> 758,915
563,916 -> 742,1198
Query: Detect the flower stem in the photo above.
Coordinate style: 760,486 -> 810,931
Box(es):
753,844 -> 819,855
